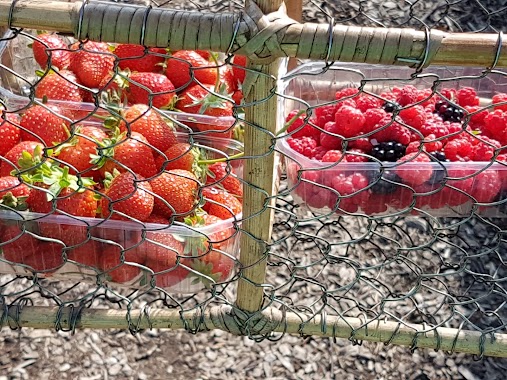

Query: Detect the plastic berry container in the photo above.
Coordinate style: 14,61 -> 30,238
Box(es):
277,62 -> 507,217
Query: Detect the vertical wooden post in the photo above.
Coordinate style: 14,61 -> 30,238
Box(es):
286,0 -> 303,71
235,0 -> 284,313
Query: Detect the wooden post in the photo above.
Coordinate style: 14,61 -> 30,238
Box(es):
235,0 -> 284,313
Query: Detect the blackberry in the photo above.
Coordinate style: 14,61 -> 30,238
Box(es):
383,101 -> 399,113
368,170 -> 402,194
427,151 -> 450,185
434,100 -> 464,122
370,141 -> 407,162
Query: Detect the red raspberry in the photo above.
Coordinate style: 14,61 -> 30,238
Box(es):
355,94 -> 383,112
320,121 -> 343,150
328,173 -> 370,213
399,105 -> 426,129
295,170 -> 332,209
379,91 -> 398,103
492,93 -> 507,112
422,134 -> 444,152
363,108 -> 389,131
471,135 -> 501,161
442,169 -> 475,207
334,106 -> 365,138
335,88 -> 359,101
444,138 -> 472,161
445,122 -> 465,140
363,187 -> 414,215
322,150 -> 343,163
440,88 -> 456,101
456,87 -> 479,107
396,85 -> 419,106
371,120 -> 412,145
286,110 -> 319,139
406,141 -> 421,155
311,146 -> 329,161
395,152 -> 433,186
483,110 -> 507,144
348,137 -> 373,153
470,170 -> 502,203
417,88 -> 437,108
344,149 -> 369,162
420,121 -> 450,140
414,183 -> 448,210
313,104 -> 337,128
336,99 -> 357,110
287,136 -> 318,158
465,105 -> 489,128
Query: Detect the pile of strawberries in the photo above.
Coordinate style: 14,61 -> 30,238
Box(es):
284,84 -> 507,215
0,33 -> 246,290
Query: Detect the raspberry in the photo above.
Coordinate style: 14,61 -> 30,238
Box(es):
355,94 -> 383,112
417,88 -> 437,108
322,150 -> 343,163
470,170 -> 502,203
363,108 -> 389,130
348,137 -> 373,153
311,146 -> 329,161
443,138 -> 472,161
457,87 -> 479,107
440,88 -> 456,101
335,88 -> 359,101
483,110 -> 507,144
320,121 -> 343,150
295,170 -> 332,209
287,136 -> 318,158
422,134 -> 444,153
313,104 -> 337,128
363,187 -> 414,215
334,106 -> 365,138
336,99 -> 357,110
399,105 -> 426,129
471,135 -> 501,161
492,93 -> 507,112
395,152 -> 433,186
396,85 -> 419,106
420,121 -> 450,140
371,120 -> 412,145
285,110 -> 319,139
328,173 -> 370,213
343,149 -> 370,162
464,105 -> 487,129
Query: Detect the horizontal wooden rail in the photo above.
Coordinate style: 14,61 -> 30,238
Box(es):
2,305 -> 507,357
0,0 -> 506,67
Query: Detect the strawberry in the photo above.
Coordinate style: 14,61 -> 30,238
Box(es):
231,55 -> 247,85
96,131 -> 158,179
69,41 -> 115,88
22,242 -> 64,274
32,33 -> 71,70
0,113 -> 20,156
127,72 -> 176,109
0,176 -> 30,210
56,125 -> 108,181
142,231 -> 188,288
66,240 -> 101,269
34,69 -> 84,103
155,143 -> 201,174
202,186 -> 242,219
205,162 -> 242,197
0,141 -> 44,177
150,169 -> 198,218
176,84 -> 234,139
19,105 -> 70,147
99,244 -> 143,284
114,44 -> 167,73
100,171 -> 154,222
118,104 -> 178,153
165,50 -> 218,89
1,222 -> 40,262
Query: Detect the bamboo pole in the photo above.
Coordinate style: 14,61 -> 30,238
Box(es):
4,305 -> 507,358
235,0 -> 283,313
1,0 -> 507,67
286,0 -> 302,71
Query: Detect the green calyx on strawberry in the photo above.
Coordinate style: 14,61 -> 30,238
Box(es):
89,127 -> 122,169
14,144 -> 45,175
188,83 -> 232,115
0,192 -> 28,211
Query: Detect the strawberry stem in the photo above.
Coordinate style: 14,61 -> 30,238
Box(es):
276,109 -> 307,136
209,52 -> 221,94
197,151 -> 244,165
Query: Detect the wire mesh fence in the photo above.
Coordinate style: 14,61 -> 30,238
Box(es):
0,0 -> 507,358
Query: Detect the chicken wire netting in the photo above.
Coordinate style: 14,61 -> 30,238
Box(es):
0,0 -> 506,355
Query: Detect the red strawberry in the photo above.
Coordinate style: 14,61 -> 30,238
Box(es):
32,33 -> 71,70
127,72 -> 176,109
99,245 -> 143,284
231,55 -> 247,84
0,176 -> 31,209
35,69 -> 84,103
155,143 -> 200,173
69,41 -> 115,88
0,141 -> 44,177
201,186 -> 242,219
142,231 -> 188,288
56,125 -> 108,181
114,44 -> 166,73
1,222 -> 40,262
98,131 -> 158,179
100,171 -> 154,222
176,84 -> 234,139
118,104 -> 178,153
0,113 -> 20,156
22,242 -> 64,274
205,162 -> 242,197
19,105 -> 70,147
66,240 -> 101,269
165,50 -> 218,89
150,169 -> 198,218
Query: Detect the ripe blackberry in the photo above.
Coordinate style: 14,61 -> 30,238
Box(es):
368,170 -> 401,194
434,100 -> 464,122
427,151 -> 449,185
383,101 -> 399,113
370,141 -> 406,162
